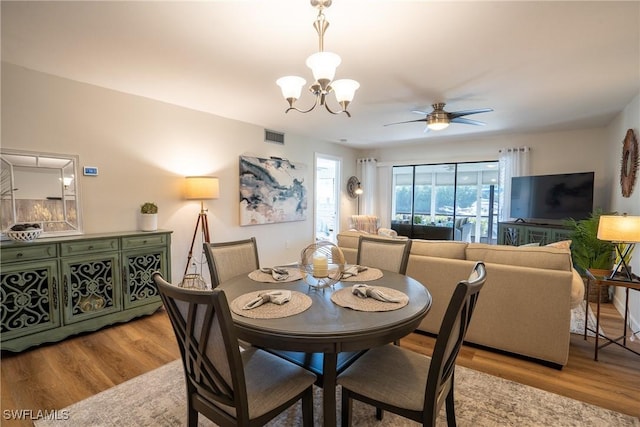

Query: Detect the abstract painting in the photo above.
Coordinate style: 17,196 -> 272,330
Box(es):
239,156 -> 307,225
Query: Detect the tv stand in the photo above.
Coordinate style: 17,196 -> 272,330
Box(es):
498,221 -> 571,246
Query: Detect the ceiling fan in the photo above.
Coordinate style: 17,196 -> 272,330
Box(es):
385,102 -> 493,131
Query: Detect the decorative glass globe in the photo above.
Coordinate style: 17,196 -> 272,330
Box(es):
299,241 -> 345,290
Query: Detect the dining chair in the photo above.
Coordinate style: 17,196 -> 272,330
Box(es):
356,235 -> 412,274
153,272 -> 316,427
337,261 -> 487,427
204,237 -> 260,287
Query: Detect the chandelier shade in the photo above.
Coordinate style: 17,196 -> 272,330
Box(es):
276,0 -> 359,117
276,76 -> 307,101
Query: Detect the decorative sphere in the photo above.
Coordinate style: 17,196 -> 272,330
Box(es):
299,241 -> 345,289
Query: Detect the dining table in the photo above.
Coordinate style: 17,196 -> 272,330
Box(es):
218,267 -> 432,427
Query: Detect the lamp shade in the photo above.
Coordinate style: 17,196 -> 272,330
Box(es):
597,214 -> 640,243
185,176 -> 219,200
276,76 -> 307,100
331,79 -> 360,103
306,51 -> 341,82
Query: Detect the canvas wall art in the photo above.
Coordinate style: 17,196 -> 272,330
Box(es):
239,156 -> 307,226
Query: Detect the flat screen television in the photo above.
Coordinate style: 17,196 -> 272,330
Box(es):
510,172 -> 594,222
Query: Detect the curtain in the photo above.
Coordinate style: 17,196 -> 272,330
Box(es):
357,158 -> 377,215
498,147 -> 531,221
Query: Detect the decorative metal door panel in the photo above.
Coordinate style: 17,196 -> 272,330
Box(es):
122,248 -> 165,309
502,226 -> 521,246
0,260 -> 60,339
61,253 -> 122,323
526,228 -> 551,245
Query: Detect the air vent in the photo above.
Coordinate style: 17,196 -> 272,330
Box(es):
264,129 -> 285,145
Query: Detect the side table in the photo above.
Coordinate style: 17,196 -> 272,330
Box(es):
584,270 -> 640,360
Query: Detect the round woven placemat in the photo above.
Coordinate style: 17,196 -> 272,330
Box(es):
340,267 -> 383,282
230,290 -> 312,319
331,286 -> 409,312
247,268 -> 303,283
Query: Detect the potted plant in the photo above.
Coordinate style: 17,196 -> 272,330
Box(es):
140,202 -> 158,232
564,209 -> 615,302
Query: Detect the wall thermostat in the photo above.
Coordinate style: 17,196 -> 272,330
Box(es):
83,166 -> 99,176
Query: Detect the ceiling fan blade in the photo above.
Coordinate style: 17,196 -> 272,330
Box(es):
450,117 -> 487,126
411,110 -> 430,115
448,108 -> 494,119
384,118 -> 428,126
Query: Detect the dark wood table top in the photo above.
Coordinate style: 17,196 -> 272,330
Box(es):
218,270 -> 432,353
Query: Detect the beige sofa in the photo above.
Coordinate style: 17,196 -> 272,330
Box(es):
337,230 -> 585,368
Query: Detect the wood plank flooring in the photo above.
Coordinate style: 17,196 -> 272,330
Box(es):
1,303 -> 639,427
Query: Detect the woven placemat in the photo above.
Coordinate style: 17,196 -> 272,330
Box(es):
247,268 -> 303,283
340,267 -> 383,282
331,286 -> 409,312
230,290 -> 312,319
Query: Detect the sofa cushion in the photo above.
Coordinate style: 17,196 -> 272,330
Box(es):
410,239 -> 468,260
466,243 -> 572,271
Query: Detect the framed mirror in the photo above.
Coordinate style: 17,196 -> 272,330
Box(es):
1,149 -> 83,238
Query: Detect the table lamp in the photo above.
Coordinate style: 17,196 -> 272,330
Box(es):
597,213 -> 640,281
183,176 -> 219,279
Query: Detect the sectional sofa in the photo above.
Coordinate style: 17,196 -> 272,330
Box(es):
336,230 -> 585,368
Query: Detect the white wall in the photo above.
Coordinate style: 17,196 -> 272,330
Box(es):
2,63 -> 359,283
605,93 -> 640,334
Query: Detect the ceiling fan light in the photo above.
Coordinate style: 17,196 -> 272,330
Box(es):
331,79 -> 360,102
306,51 -> 341,82
428,122 -> 450,131
276,76 -> 307,100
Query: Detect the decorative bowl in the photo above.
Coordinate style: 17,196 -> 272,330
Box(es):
299,241 -> 345,290
5,228 -> 43,242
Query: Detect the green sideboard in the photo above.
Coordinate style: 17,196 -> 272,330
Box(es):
497,222 -> 571,246
1,230 -> 172,352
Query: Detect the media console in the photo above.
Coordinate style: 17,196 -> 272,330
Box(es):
498,221 -> 571,246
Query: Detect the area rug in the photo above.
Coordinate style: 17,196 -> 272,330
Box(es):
35,359 -> 638,427
570,300 -> 601,337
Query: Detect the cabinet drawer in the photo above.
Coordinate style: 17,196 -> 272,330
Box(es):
60,238 -> 119,256
122,234 -> 167,249
1,244 -> 57,262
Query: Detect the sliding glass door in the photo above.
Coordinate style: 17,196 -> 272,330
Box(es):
391,161 -> 499,243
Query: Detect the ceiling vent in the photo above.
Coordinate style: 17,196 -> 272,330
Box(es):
264,129 -> 285,145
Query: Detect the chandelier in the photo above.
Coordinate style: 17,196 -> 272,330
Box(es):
276,0 -> 359,117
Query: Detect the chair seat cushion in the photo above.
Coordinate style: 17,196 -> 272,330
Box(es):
241,348 -> 316,419
337,344 -> 429,411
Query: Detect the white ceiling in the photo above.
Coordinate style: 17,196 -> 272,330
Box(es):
2,1 -> 639,148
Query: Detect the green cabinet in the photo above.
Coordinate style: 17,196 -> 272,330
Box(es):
498,222 -> 570,246
1,231 -> 171,352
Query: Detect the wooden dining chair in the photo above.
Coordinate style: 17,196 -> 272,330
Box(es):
153,272 -> 316,427
204,237 -> 260,287
356,235 -> 412,274
337,261 -> 487,427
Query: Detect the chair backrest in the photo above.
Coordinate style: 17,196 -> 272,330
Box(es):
356,235 -> 412,274
152,272 -> 250,419
424,261 -> 486,414
204,237 -> 260,287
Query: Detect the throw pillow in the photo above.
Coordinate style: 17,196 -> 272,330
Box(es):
519,242 -> 540,247
546,240 -> 572,249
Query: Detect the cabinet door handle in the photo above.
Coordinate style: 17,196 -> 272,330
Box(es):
52,277 -> 58,310
63,275 -> 69,307
16,252 -> 23,258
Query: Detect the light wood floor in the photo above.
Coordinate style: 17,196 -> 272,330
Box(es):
2,303 -> 639,427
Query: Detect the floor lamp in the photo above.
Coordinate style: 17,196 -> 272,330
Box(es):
183,176 -> 219,281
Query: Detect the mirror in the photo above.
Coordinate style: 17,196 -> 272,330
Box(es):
1,149 -> 83,238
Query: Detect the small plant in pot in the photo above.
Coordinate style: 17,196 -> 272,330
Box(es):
140,202 -> 158,232
564,209 -> 615,302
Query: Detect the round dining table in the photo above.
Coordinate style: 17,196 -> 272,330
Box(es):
218,269 -> 432,427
